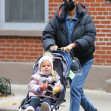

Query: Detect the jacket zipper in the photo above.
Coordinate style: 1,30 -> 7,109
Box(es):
71,19 -> 81,42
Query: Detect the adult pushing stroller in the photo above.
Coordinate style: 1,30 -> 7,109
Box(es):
19,49 -> 71,111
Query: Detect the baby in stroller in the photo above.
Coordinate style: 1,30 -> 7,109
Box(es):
19,50 -> 71,111
26,52 -> 63,111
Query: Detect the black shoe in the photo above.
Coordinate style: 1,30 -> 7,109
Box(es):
94,109 -> 98,111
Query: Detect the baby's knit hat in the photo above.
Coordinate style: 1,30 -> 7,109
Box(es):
39,52 -> 54,69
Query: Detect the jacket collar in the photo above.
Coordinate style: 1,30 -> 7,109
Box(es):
65,11 -> 78,21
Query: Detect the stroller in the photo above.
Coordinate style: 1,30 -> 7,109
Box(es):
19,49 -> 71,111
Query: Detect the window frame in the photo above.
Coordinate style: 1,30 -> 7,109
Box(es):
0,0 -> 49,30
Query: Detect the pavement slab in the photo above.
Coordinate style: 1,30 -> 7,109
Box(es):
0,84 -> 111,111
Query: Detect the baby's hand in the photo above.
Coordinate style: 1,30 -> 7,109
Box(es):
41,81 -> 48,91
53,83 -> 63,95
41,83 -> 48,91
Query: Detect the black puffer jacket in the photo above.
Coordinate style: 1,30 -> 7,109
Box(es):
42,3 -> 96,63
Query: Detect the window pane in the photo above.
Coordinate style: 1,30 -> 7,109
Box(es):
35,0 -> 45,22
22,0 -> 34,22
5,0 -> 45,22
5,0 -> 21,22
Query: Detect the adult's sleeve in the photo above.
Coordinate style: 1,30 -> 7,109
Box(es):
42,16 -> 57,51
75,15 -> 96,51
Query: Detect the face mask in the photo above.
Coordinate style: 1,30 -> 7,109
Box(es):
67,2 -> 75,11
40,71 -> 51,75
64,1 -> 76,11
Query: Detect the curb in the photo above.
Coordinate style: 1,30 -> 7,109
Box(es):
0,109 -> 17,111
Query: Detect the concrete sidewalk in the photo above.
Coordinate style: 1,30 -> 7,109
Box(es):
0,84 -> 111,111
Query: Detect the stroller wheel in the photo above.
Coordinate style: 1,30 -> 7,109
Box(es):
54,109 -> 58,111
18,107 -> 22,111
53,107 -> 59,111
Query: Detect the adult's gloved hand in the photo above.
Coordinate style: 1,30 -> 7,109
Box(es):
50,45 -> 58,50
61,43 -> 76,52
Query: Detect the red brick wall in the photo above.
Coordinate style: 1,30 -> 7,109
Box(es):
0,0 -> 111,65
0,36 -> 43,62
49,0 -> 111,65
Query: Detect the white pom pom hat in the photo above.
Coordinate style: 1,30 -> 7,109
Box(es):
39,55 -> 53,69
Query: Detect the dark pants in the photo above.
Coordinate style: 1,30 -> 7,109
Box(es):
29,97 -> 52,109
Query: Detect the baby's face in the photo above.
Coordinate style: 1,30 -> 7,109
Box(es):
40,60 -> 52,72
